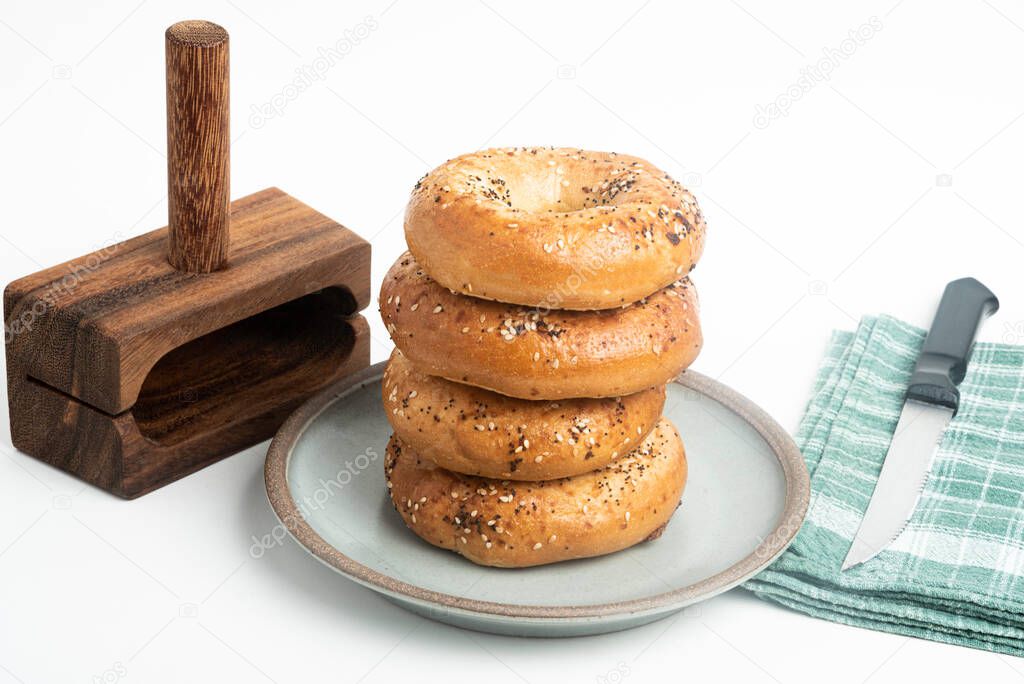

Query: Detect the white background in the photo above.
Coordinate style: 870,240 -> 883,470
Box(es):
2,1 -> 1023,682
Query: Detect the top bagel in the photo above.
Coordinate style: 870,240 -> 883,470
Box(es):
405,147 -> 706,310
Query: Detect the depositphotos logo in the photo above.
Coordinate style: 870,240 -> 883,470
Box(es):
248,16 -> 379,128
752,16 -> 883,130
249,447 -> 379,558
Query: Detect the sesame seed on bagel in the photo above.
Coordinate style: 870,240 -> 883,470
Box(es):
405,147 -> 706,311
383,348 -> 666,481
379,252 -> 702,400
384,417 -> 687,568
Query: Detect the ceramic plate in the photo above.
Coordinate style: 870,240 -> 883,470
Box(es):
265,363 -> 809,637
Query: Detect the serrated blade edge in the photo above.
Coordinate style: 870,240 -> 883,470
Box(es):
841,400 -> 953,571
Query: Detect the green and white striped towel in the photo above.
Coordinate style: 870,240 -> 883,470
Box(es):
746,315 -> 1024,656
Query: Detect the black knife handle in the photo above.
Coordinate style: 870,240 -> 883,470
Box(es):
907,277 -> 999,414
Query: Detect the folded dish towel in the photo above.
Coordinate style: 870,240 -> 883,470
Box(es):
746,315 -> 1024,656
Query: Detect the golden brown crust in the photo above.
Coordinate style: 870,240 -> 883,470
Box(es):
379,253 -> 702,400
405,147 -> 706,310
384,417 -> 687,567
383,348 -> 666,480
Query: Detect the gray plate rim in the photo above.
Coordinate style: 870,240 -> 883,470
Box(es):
264,362 -> 810,620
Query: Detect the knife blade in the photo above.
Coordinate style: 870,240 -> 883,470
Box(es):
841,277 -> 999,571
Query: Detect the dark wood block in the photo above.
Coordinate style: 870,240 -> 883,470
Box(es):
5,187 -> 371,498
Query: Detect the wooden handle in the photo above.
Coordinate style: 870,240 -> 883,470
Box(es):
165,20 -> 230,273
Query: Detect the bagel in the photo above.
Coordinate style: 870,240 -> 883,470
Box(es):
384,417 -> 687,567
405,147 -> 706,310
379,253 -> 702,400
383,348 -> 665,480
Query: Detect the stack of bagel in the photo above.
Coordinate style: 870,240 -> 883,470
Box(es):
380,147 -> 706,567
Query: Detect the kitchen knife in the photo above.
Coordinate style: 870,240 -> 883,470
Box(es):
841,277 -> 999,571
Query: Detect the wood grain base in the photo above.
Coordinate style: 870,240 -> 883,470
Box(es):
5,187 -> 371,498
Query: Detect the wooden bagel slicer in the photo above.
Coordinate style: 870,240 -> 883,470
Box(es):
3,20 -> 370,498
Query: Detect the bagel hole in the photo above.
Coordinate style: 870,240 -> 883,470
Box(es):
501,171 -> 595,214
